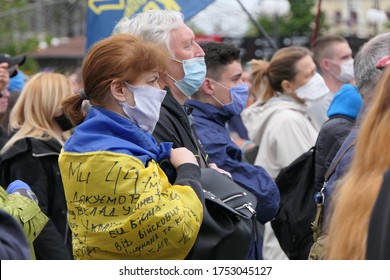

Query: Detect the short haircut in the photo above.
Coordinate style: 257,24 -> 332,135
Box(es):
112,10 -> 184,54
312,35 -> 348,66
198,41 -> 241,80
354,32 -> 390,100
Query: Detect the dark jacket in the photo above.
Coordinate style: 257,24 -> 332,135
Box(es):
0,126 -> 9,150
314,115 -> 356,193
0,137 -> 72,259
153,88 -> 208,168
323,128 -> 357,217
315,84 -> 362,201
153,89 -> 260,259
366,168 -> 390,260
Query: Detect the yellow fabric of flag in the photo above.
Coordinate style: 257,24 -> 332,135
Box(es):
59,150 -> 203,260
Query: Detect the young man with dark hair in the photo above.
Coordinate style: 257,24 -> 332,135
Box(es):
185,41 -> 280,260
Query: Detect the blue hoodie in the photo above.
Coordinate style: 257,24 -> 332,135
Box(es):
327,84 -> 363,120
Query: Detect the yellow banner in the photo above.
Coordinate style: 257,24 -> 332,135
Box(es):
59,150 -> 203,260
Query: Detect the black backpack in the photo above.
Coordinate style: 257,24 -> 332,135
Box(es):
271,147 -> 317,260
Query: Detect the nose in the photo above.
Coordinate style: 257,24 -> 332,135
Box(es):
194,42 -> 205,57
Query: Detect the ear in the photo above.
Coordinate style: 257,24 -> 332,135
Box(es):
321,58 -> 331,71
201,78 -> 215,96
110,80 -> 126,102
281,79 -> 294,94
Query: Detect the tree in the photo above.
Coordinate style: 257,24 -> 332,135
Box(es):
0,0 -> 40,73
0,0 -> 86,73
246,0 -> 328,38
0,0 -> 37,54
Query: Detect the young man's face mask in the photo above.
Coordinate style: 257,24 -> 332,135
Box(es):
211,80 -> 249,116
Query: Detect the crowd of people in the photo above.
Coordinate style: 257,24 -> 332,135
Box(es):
1,9 -> 390,260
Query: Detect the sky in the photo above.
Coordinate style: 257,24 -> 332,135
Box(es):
188,0 -> 261,37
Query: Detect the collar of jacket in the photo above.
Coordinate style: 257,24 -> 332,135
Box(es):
162,87 -> 190,121
64,107 -> 172,165
185,99 -> 231,127
1,137 -> 62,162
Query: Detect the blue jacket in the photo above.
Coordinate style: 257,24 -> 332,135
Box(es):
186,100 -> 280,260
185,100 -> 280,223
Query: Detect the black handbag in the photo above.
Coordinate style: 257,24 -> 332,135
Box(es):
186,168 -> 258,260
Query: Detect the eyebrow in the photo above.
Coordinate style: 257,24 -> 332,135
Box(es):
231,72 -> 242,80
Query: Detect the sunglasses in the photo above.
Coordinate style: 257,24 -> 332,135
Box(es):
376,54 -> 390,70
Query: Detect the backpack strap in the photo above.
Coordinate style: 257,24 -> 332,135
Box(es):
311,140 -> 356,241
324,139 -> 356,183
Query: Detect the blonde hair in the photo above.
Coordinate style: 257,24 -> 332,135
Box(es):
249,59 -> 270,101
325,66 -> 390,259
250,46 -> 311,102
1,72 -> 72,154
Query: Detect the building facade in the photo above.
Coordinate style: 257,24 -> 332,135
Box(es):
317,0 -> 390,38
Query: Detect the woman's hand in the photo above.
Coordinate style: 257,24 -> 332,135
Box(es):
170,147 -> 198,169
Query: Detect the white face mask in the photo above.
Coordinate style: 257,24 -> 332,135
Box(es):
295,73 -> 329,101
330,58 -> 355,83
119,83 -> 166,133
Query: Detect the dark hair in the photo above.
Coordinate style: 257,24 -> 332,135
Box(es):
62,33 -> 169,125
198,41 -> 240,80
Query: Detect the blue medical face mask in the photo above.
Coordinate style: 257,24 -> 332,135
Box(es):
119,83 -> 166,133
211,81 -> 249,116
167,57 -> 206,97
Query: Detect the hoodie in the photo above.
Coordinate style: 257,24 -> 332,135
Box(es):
327,84 -> 363,119
242,95 -> 319,179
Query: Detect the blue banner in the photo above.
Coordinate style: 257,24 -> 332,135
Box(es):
86,0 -> 216,51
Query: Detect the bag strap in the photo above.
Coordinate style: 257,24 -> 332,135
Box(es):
312,140 -> 356,241
323,140 -> 355,183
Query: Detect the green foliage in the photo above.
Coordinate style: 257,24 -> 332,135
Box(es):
247,0 -> 328,38
0,0 -> 39,73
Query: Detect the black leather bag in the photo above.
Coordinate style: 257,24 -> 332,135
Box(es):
186,168 -> 258,260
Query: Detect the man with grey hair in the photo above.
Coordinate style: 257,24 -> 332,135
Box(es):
310,32 -> 390,259
353,33 -> 390,102
323,32 -> 390,204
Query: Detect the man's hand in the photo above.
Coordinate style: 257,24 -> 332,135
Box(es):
208,163 -> 232,178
